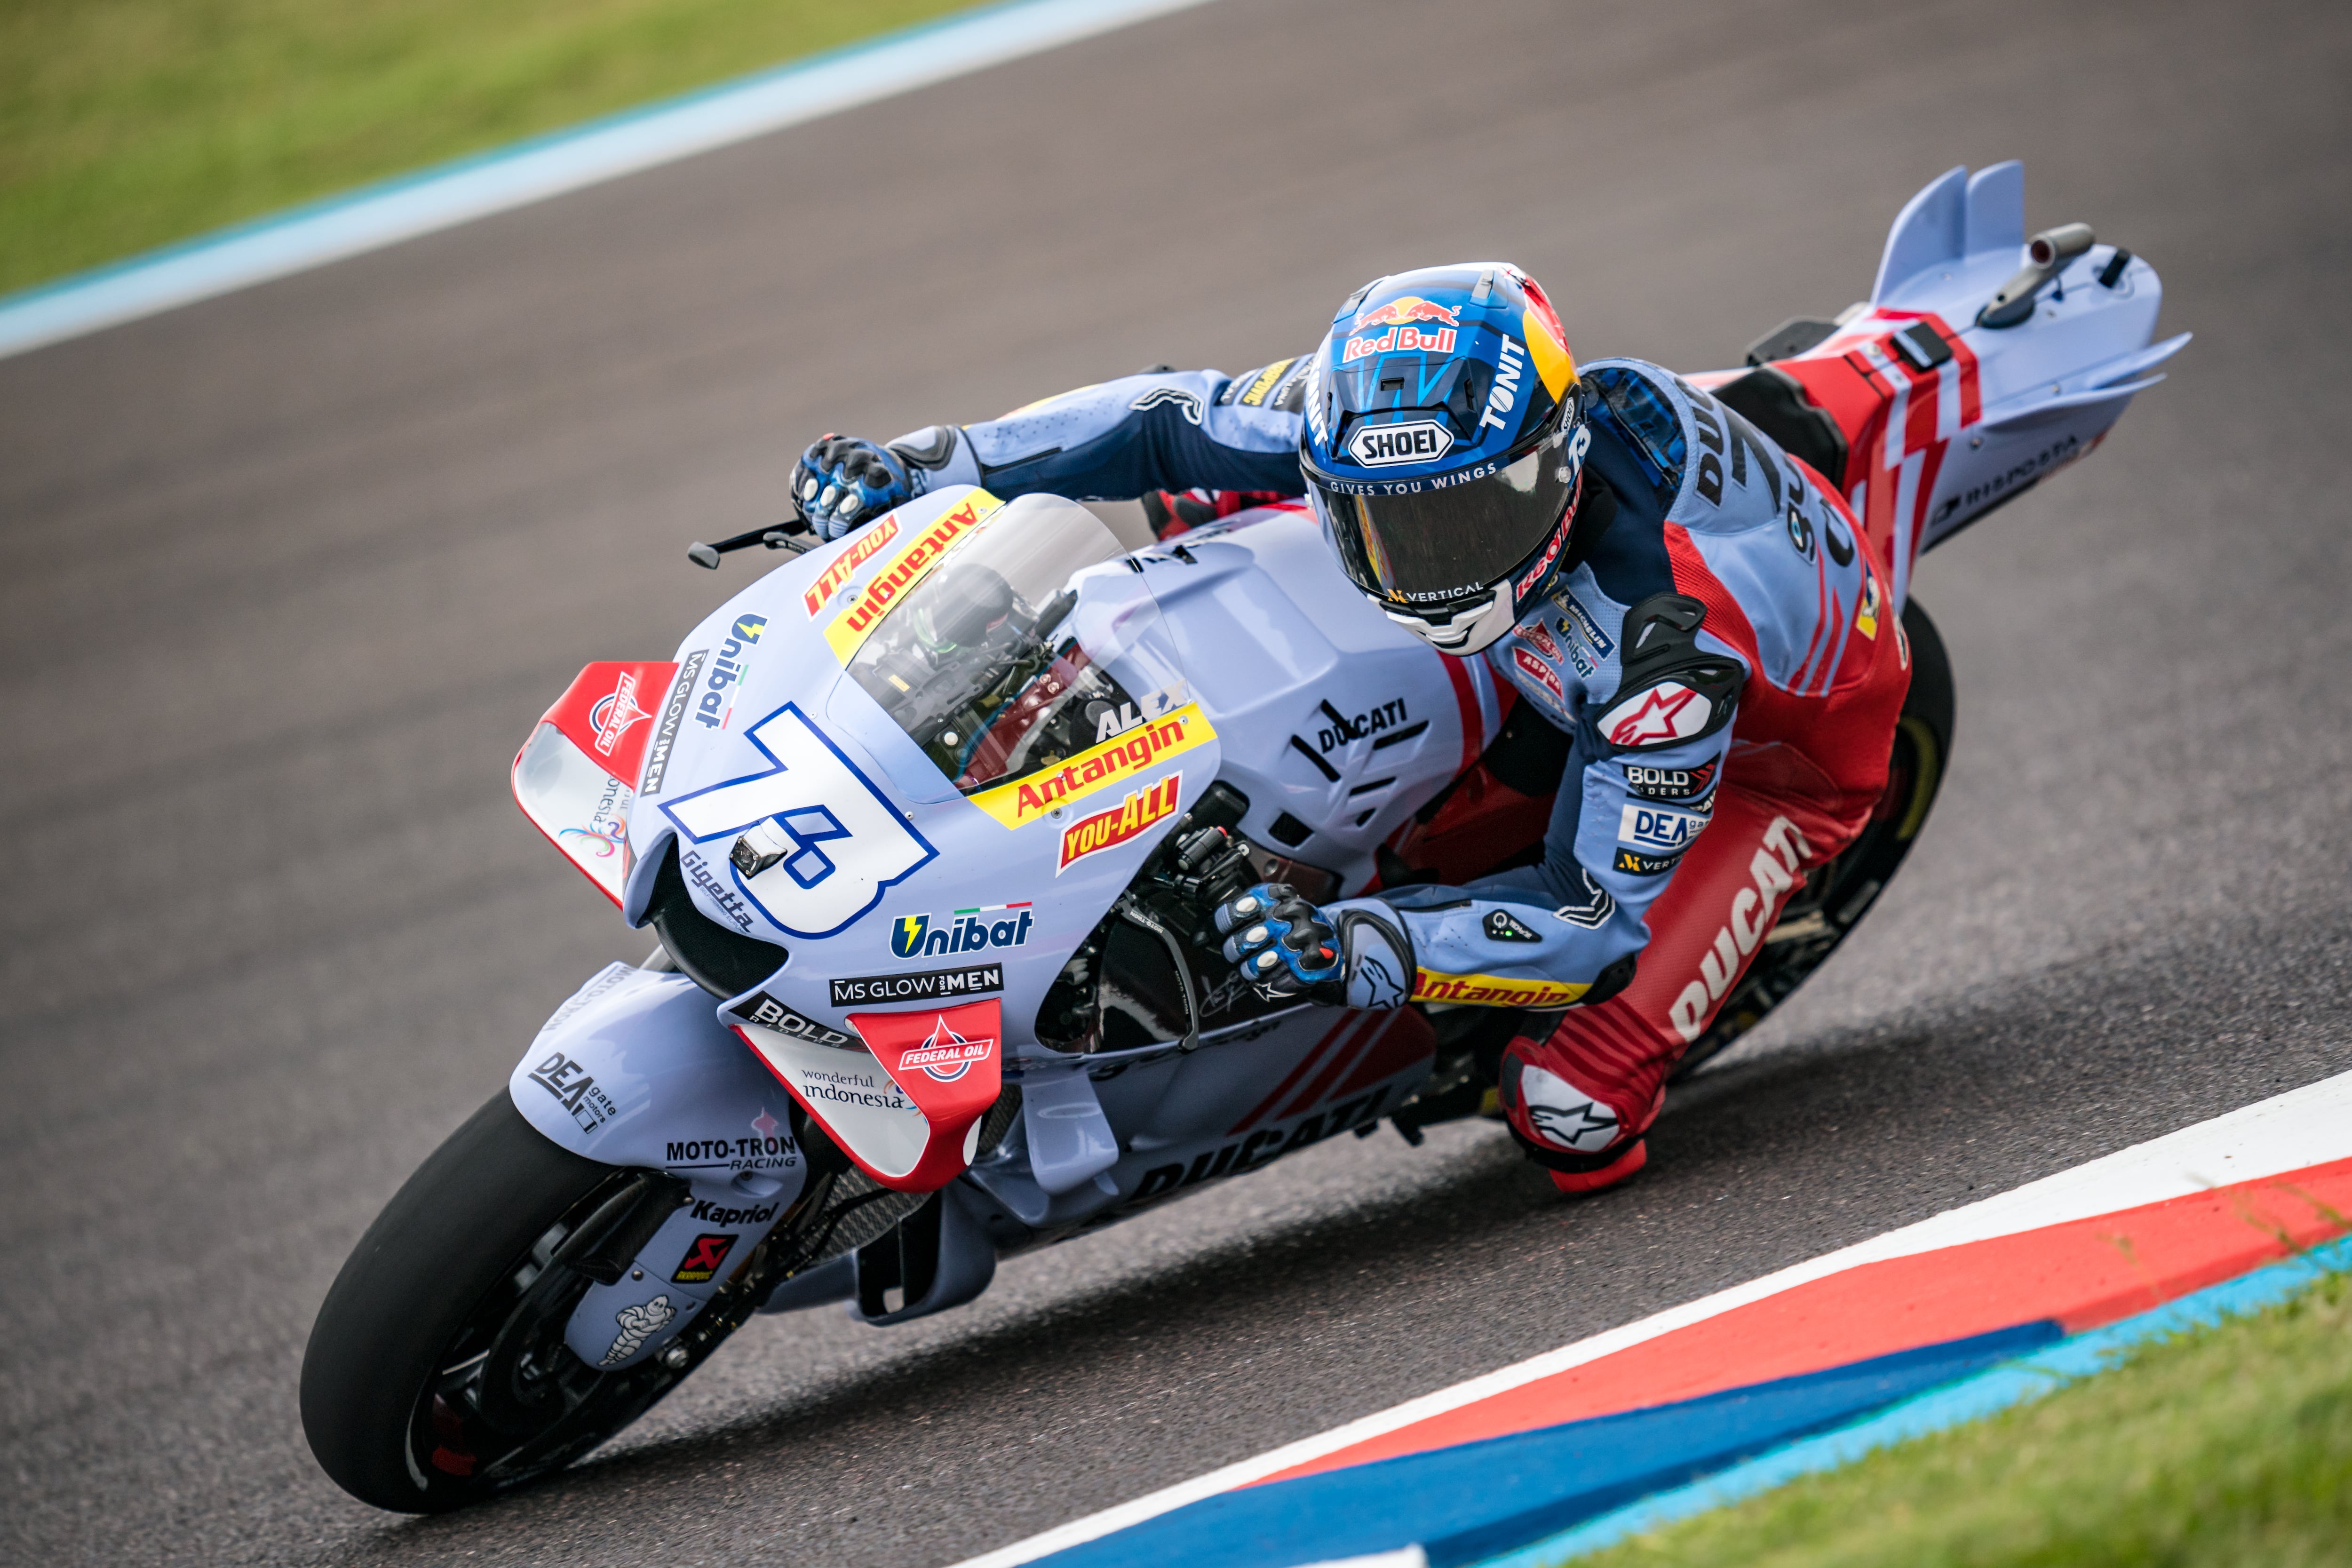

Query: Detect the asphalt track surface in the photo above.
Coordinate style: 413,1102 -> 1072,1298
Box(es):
3,0 -> 2348,1562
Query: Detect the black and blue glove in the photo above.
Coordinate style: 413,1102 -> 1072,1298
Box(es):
790,435 -> 916,540
1214,884 -> 1419,1008
1215,883 -> 1340,999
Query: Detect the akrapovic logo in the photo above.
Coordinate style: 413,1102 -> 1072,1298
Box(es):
1348,419 -> 1454,468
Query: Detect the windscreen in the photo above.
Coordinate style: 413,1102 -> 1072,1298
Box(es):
842,495 -> 1187,797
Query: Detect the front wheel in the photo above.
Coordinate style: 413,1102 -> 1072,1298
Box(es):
302,1095 -> 729,1511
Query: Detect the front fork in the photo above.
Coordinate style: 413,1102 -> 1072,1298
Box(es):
507,961 -> 809,1370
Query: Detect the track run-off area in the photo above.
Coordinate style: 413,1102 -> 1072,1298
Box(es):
4,1 -> 2349,1564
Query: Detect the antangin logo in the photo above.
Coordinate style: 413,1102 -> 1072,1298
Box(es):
1411,969 -> 1588,1008
1058,773 -> 1183,872
823,493 -> 1004,662
969,705 -> 1215,828
1235,358 -> 1297,407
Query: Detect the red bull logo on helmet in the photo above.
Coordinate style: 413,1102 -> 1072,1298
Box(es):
1344,325 -> 1456,364
1354,295 -> 1461,330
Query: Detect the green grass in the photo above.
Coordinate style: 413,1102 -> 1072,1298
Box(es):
1570,1272 -> 2352,1568
0,0 -> 980,296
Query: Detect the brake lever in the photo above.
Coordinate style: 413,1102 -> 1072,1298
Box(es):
687,517 -> 816,569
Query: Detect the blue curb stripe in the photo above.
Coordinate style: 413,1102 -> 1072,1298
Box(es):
1479,1233 -> 2352,1567
0,0 -> 1221,361
1030,1322 -> 2064,1568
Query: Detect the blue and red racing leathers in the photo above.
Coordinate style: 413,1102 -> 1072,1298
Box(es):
877,355 -> 1910,1185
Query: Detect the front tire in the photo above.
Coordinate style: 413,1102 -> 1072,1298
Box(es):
301,1095 -> 691,1511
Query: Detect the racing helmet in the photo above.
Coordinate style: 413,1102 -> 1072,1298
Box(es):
1300,263 -> 1591,655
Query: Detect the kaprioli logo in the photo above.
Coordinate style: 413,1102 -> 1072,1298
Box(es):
687,1197 -> 778,1227
1348,419 -> 1454,468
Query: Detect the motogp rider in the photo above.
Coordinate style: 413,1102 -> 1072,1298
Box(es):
789,263 -> 1909,1195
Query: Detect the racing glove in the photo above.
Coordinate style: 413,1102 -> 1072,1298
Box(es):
790,435 -> 916,540
1213,884 -> 1415,1009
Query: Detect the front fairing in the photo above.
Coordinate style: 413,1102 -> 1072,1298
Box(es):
624,487 -> 1220,1072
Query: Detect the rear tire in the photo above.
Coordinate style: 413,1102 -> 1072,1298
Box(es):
301,1095 -> 690,1512
1671,595 -> 1955,1079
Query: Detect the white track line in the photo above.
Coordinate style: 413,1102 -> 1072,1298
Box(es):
0,0 -> 1222,360
943,1067 -> 2352,1568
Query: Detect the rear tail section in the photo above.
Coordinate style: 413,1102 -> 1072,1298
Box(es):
1698,162 -> 2187,610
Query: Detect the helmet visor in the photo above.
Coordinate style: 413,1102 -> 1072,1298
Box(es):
1311,431 -> 1581,607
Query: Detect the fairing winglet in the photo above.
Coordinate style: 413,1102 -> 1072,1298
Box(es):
511,659 -> 685,904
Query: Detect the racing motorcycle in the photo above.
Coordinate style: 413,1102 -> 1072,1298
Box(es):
301,162 -> 2185,1510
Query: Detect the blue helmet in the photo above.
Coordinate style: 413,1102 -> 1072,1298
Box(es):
1301,263 -> 1591,655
